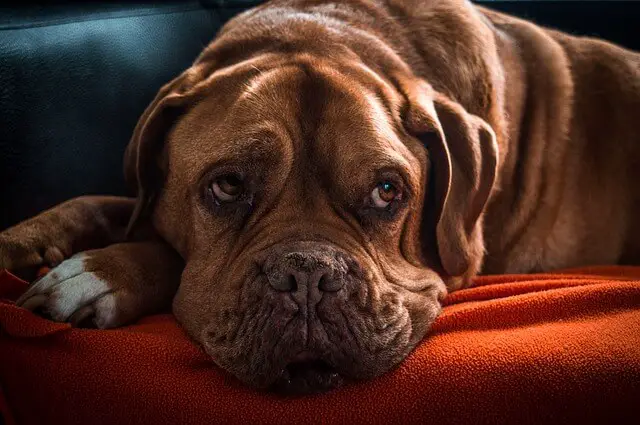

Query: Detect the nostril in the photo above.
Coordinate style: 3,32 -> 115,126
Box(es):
317,273 -> 343,292
267,273 -> 299,292
287,274 -> 298,292
318,275 -> 328,291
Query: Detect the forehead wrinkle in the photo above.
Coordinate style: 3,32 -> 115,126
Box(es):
235,65 -> 306,150
190,52 -> 288,102
313,68 -> 420,189
197,65 -> 307,165
238,65 -> 302,104
166,63 -> 306,199
307,61 -> 401,145
166,54 -> 297,153
305,56 -> 403,127
362,90 -> 416,172
171,111 -> 293,185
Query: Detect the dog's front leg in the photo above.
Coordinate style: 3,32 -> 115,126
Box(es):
15,240 -> 183,328
0,196 -> 137,273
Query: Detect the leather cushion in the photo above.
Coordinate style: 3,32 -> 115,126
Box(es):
0,1 -> 247,230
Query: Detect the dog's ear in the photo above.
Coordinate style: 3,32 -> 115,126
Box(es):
400,79 -> 498,277
123,66 -> 209,235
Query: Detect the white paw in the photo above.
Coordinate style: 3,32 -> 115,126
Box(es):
16,254 -> 123,328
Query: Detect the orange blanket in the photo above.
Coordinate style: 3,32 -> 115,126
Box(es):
1,267 -> 639,425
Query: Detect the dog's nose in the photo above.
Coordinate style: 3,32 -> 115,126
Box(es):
271,268 -> 342,293
266,250 -> 346,293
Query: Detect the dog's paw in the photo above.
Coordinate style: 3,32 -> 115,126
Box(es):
0,196 -> 133,273
0,229 -> 68,272
0,198 -> 91,271
16,254 -> 139,328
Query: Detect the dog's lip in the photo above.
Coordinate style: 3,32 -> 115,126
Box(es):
289,350 -> 320,362
270,352 -> 344,395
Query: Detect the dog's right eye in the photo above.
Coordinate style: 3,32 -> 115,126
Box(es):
209,175 -> 244,204
370,181 -> 401,209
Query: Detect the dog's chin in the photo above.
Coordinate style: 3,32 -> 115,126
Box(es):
269,352 -> 345,396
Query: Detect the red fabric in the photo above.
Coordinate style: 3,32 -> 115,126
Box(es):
1,267 -> 639,425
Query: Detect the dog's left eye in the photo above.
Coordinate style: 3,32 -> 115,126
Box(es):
210,174 -> 244,203
370,181 -> 402,209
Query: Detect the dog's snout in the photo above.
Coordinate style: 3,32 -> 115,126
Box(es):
270,269 -> 342,293
264,246 -> 349,294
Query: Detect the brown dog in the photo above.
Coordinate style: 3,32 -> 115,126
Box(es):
2,0 -> 639,394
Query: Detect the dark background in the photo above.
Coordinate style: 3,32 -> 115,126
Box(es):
0,0 -> 638,231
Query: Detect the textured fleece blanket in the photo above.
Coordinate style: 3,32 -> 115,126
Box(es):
1,267 -> 639,425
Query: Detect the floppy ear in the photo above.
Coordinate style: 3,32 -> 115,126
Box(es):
401,79 -> 499,277
123,66 -> 208,235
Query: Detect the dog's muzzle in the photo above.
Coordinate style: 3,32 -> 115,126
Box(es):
202,240 -> 415,396
261,242 -> 355,394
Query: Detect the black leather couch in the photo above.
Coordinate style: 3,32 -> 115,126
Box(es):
1,0 -> 638,231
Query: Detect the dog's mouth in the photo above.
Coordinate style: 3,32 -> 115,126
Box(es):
270,353 -> 344,395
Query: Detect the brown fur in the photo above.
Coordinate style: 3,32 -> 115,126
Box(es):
0,196 -> 135,272
3,0 -> 639,394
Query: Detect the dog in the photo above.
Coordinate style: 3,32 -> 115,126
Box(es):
1,0 -> 639,394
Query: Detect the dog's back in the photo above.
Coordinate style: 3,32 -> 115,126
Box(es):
476,6 -> 640,272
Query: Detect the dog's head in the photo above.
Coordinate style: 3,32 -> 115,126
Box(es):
123,47 -> 497,394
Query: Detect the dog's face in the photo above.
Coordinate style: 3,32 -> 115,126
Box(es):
125,54 -> 497,394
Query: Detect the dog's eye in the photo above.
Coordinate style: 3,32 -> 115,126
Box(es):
370,181 -> 401,209
211,175 -> 244,203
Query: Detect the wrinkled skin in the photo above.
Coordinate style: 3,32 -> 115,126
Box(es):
154,63 -> 447,392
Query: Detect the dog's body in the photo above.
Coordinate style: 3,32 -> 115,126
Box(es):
2,0 -> 639,394
480,8 -> 640,274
